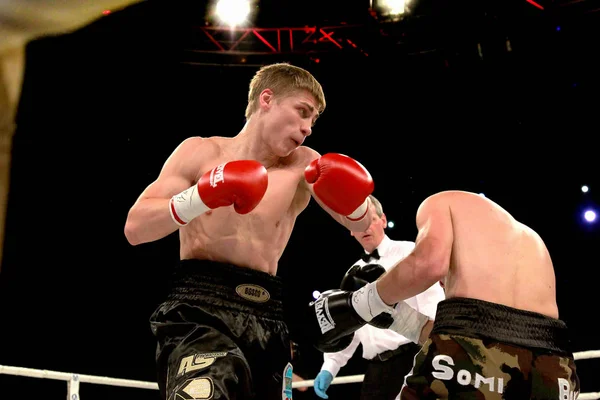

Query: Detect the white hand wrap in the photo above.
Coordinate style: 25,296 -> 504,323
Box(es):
345,197 -> 370,221
169,184 -> 209,226
350,281 -> 394,322
388,301 -> 430,344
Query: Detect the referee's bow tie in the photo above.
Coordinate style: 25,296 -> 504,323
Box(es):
361,248 -> 380,262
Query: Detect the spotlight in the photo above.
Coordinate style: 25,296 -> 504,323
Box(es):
213,0 -> 252,27
371,0 -> 411,21
583,209 -> 596,223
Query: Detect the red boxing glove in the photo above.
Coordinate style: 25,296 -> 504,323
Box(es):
170,160 -> 268,226
305,153 -> 374,220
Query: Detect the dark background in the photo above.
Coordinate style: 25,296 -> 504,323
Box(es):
1,0 -> 599,398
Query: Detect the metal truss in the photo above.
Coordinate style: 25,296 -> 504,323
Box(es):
183,24 -> 372,56
177,0 -> 600,65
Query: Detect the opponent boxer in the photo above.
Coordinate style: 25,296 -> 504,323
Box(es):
313,195 -> 444,400
124,62 -> 376,400
306,190 -> 580,399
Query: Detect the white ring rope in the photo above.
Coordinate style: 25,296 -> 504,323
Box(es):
0,349 -> 597,397
574,350 -> 600,360
294,373 -> 365,388
0,365 -> 159,390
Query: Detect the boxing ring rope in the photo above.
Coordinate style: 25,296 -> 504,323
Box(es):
1,350 -> 599,399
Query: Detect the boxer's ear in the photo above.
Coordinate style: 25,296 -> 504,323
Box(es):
259,89 -> 274,111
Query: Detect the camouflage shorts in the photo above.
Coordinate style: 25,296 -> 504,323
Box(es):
399,298 -> 580,400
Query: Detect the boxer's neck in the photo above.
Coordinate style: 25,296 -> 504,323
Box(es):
229,121 -> 281,169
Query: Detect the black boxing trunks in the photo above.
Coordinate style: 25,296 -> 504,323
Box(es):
400,297 -> 580,400
149,260 -> 292,400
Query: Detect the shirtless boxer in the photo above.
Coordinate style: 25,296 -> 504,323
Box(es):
306,190 -> 580,399
124,62 -> 376,400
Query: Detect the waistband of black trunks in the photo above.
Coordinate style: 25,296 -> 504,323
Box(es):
370,342 -> 420,363
431,297 -> 574,356
165,259 -> 284,316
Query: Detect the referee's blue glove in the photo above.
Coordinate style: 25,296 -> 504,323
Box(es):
314,370 -> 334,399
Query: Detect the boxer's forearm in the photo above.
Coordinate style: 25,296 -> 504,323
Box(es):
124,198 -> 180,245
376,251 -> 443,306
309,188 -> 373,233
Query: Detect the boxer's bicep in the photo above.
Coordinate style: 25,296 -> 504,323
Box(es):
124,137 -> 217,244
136,137 -> 214,202
136,174 -> 192,203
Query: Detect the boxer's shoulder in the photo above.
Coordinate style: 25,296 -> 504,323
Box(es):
279,145 -> 319,169
297,145 -> 319,162
416,191 -> 460,215
183,136 -> 230,162
175,136 -> 222,155
424,190 -> 482,205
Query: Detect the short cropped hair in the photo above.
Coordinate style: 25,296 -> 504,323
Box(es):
245,62 -> 326,119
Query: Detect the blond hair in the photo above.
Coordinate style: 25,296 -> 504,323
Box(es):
245,62 -> 326,119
